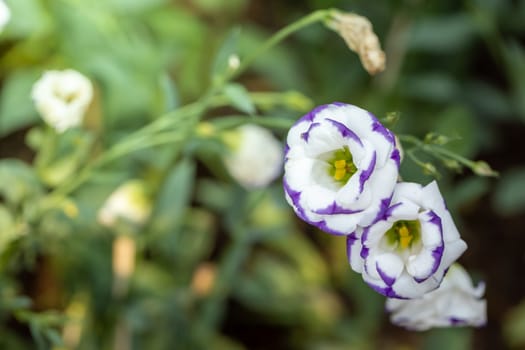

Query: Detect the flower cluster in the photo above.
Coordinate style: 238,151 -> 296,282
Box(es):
283,102 -> 485,329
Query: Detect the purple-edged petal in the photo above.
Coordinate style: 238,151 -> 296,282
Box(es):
347,232 -> 364,272
391,148 -> 401,166
313,202 -> 363,215
375,253 -> 404,286
371,117 -> 395,144
325,118 -> 363,146
301,122 -> 320,142
359,151 -> 376,193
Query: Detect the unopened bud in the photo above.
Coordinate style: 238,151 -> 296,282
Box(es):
422,162 -> 439,177
472,161 -> 498,177
424,132 -> 451,145
228,54 -> 240,71
442,159 -> 462,172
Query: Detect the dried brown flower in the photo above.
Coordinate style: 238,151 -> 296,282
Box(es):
327,12 -> 386,75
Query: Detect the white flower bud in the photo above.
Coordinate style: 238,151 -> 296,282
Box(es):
224,124 -> 283,189
31,69 -> 93,132
0,1 -> 10,33
98,180 -> 151,229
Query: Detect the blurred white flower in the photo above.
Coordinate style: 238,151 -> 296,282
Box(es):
224,124 -> 283,189
0,1 -> 10,33
386,264 -> 487,331
98,180 -> 152,229
31,69 -> 93,132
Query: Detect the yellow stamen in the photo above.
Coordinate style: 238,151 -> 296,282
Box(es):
398,225 -> 412,249
334,159 -> 347,169
334,168 -> 346,181
333,160 -> 347,180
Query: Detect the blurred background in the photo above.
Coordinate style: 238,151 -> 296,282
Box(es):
0,0 -> 524,349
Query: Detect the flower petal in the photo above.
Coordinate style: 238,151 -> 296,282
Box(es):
375,253 -> 404,286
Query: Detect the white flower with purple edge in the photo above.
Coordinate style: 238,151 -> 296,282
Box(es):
283,102 -> 400,235
347,181 -> 467,299
386,264 -> 486,330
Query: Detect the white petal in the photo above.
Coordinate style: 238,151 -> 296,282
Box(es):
391,182 -> 423,204
419,211 -> 443,247
323,213 -> 361,234
359,161 -> 399,226
286,120 -> 310,147
387,200 -> 420,221
303,122 -> 346,157
406,249 -> 439,281
441,239 -> 468,267
375,253 -> 404,285
347,232 -> 364,273
284,158 -> 316,190
363,221 -> 392,246
302,185 -> 337,212
392,273 -> 435,299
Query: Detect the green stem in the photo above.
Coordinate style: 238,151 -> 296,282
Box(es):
221,9 -> 333,84
427,145 -> 476,168
208,115 -> 295,131
398,134 -> 476,170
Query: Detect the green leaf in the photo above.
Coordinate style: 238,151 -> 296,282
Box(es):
150,158 -> 196,234
3,0 -> 51,39
211,27 -> 241,83
192,0 -> 247,16
34,129 -> 95,187
0,70 -> 40,136
107,0 -> 168,14
0,159 -> 43,206
0,204 -> 21,256
224,83 -> 256,115
159,72 -> 180,112
43,328 -> 63,347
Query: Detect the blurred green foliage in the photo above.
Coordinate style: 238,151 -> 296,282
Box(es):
0,0 -> 523,349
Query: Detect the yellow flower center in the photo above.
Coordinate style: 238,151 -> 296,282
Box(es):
328,146 -> 357,184
385,220 -> 421,250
